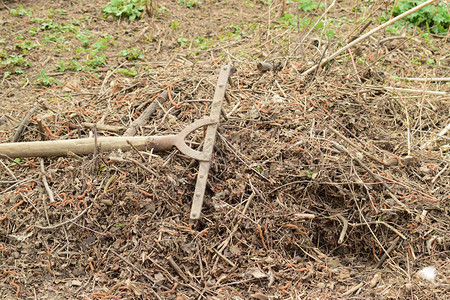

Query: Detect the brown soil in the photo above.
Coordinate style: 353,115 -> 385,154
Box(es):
0,0 -> 449,299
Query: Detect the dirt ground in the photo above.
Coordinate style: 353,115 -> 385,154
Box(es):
0,0 -> 449,299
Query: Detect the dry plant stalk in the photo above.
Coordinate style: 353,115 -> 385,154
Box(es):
302,0 -> 440,76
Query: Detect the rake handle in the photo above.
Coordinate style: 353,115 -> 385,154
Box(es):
0,136 -> 176,158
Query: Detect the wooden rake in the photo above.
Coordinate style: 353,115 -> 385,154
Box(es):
0,65 -> 232,219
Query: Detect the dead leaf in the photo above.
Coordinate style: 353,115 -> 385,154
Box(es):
250,293 -> 269,300
246,267 -> 267,279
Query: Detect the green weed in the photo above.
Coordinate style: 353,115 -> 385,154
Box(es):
194,36 -> 210,50
227,24 -> 246,39
103,0 -> 147,20
170,21 -> 179,30
91,42 -> 108,55
34,70 -> 61,86
77,30 -> 92,47
42,32 -> 65,43
117,67 -> 138,77
426,59 -> 436,67
10,5 -> 32,16
15,40 -> 37,51
156,5 -> 169,16
277,13 -> 310,28
41,20 -> 58,30
120,48 -> 144,60
2,66 -> 25,79
85,55 -> 107,69
55,60 -> 85,72
1,55 -> 31,68
297,0 -> 325,12
177,37 -> 189,47
178,0 -> 201,8
390,0 -> 449,35
101,33 -> 114,42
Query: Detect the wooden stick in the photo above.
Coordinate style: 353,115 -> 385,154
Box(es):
376,236 -> 400,268
35,204 -> 92,230
380,86 -> 447,96
301,0 -> 440,76
341,282 -> 364,297
391,77 -> 450,82
0,136 -> 151,158
82,122 -> 124,132
12,105 -> 39,142
167,256 -> 188,282
123,90 -> 173,137
281,0 -> 286,17
40,159 -> 55,202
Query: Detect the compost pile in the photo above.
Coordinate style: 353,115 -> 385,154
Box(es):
0,0 -> 449,299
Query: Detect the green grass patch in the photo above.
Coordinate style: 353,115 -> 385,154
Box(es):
297,0 -> 325,12
120,48 -> 144,60
10,5 -> 32,16
390,0 -> 449,35
103,0 -> 148,20
178,0 -> 201,8
34,70 -> 61,86
117,67 -> 138,77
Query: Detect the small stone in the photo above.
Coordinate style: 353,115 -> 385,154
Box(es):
317,282 -> 326,289
417,266 -> 436,281
71,279 -> 82,286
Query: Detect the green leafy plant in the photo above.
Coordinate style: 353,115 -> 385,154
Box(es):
227,24 -> 246,39
1,55 -> 31,68
426,59 -> 436,67
3,66 -> 25,79
29,27 -> 39,36
156,5 -> 168,16
178,0 -> 201,8
297,0 -> 325,12
41,20 -> 58,30
177,37 -> 189,47
170,21 -> 179,30
325,29 -> 336,39
117,67 -> 138,77
102,0 -> 147,20
119,48 -> 144,60
42,32 -> 65,43
115,222 -> 124,228
55,60 -> 85,72
15,40 -> 37,51
85,55 -> 107,69
10,5 -> 32,16
76,30 -> 92,47
91,42 -> 108,55
194,36 -> 210,50
391,0 -> 449,34
277,13 -> 310,28
34,70 -> 61,86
